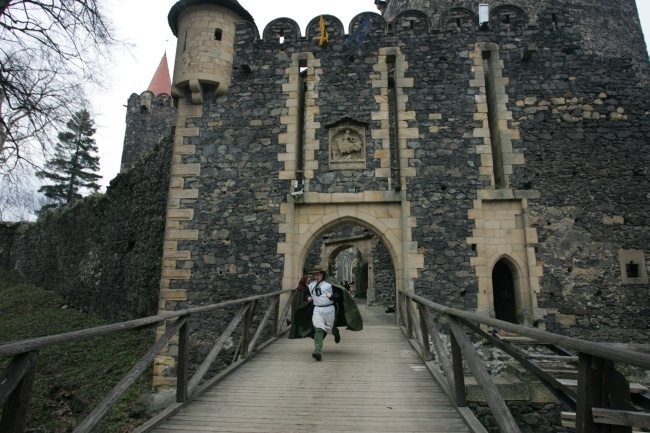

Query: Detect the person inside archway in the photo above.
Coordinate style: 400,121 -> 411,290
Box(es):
289,265 -> 363,361
290,274 -> 311,324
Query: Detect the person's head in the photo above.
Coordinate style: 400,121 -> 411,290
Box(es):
311,265 -> 327,282
297,275 -> 311,291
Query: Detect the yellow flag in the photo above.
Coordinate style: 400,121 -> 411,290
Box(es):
319,15 -> 329,45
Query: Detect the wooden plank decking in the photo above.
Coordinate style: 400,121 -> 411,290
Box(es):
151,302 -> 472,433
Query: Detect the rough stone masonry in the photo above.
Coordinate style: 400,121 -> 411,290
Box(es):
148,0 -> 649,387
0,0 -> 646,390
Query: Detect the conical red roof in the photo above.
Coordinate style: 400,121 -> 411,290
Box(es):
147,53 -> 172,96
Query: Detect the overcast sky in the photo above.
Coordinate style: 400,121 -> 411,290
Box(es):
92,0 -> 650,190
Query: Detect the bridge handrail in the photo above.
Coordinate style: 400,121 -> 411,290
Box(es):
402,290 -> 650,369
398,290 -> 650,433
0,288 -> 295,433
0,289 -> 291,358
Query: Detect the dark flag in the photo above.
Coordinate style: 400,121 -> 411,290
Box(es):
343,17 -> 371,46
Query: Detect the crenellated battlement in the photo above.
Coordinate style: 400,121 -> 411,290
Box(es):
221,2 -> 647,65
125,91 -> 173,115
121,91 -> 176,173
383,0 -> 647,61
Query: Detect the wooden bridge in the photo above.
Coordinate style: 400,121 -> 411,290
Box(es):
143,302 -> 476,433
2,289 -> 650,433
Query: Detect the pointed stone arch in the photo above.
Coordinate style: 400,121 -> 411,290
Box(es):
277,200 -> 423,305
467,197 -> 546,328
486,253 -> 531,325
490,255 -> 519,323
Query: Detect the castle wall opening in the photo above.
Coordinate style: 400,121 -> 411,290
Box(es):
492,259 -> 518,323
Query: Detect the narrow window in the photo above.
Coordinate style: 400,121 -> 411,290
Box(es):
483,50 -> 506,188
279,30 -> 285,45
456,18 -> 461,28
626,262 -> 640,278
552,13 -> 559,29
296,59 -> 307,183
386,55 -> 400,191
214,28 -> 222,41
503,15 -> 510,24
183,31 -> 188,51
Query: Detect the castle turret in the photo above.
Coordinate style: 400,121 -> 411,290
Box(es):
168,0 -> 256,103
120,53 -> 176,173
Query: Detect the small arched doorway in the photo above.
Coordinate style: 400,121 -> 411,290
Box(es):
492,259 -> 517,323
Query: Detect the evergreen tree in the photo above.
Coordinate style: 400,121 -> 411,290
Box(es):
36,110 -> 101,211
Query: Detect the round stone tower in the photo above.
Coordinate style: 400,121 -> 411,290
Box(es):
381,0 -> 648,63
167,0 -> 256,103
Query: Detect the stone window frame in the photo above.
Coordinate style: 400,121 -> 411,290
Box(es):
619,249 -> 649,284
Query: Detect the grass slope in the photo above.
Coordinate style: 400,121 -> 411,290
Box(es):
0,269 -> 154,432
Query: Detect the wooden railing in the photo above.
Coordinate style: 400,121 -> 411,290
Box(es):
397,290 -> 650,433
0,289 -> 296,433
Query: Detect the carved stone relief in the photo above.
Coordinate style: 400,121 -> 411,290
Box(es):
329,126 -> 366,170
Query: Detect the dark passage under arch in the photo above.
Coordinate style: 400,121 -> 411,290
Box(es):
492,260 -> 517,323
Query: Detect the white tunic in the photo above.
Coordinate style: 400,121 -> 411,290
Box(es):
308,280 -> 335,333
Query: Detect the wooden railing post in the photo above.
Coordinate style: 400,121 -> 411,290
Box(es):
405,298 -> 414,339
576,352 -> 605,433
448,315 -> 520,432
0,351 -> 38,433
397,293 -> 406,327
449,326 -> 467,407
602,361 -> 632,433
418,304 -> 432,361
241,301 -> 257,359
176,315 -> 190,403
576,353 -> 632,433
419,306 -> 455,393
273,294 -> 281,337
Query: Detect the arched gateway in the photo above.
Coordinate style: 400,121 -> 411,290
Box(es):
278,200 -> 423,297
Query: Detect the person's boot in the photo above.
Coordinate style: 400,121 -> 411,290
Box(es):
333,327 -> 341,344
312,328 -> 324,361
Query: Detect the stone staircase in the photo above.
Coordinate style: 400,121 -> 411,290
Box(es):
467,335 -> 650,430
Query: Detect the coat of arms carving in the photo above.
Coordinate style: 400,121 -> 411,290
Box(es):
328,125 -> 366,170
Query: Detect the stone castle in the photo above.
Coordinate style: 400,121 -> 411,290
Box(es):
118,0 -> 648,388
0,0 -> 647,390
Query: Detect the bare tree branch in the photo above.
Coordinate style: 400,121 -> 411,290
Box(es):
0,0 -> 117,181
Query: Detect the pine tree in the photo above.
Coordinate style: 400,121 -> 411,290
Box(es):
36,110 -> 101,211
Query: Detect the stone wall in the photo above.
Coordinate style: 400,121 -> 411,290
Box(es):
157,4 -> 649,346
3,132 -> 174,321
0,222 -> 19,269
121,92 -> 177,173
